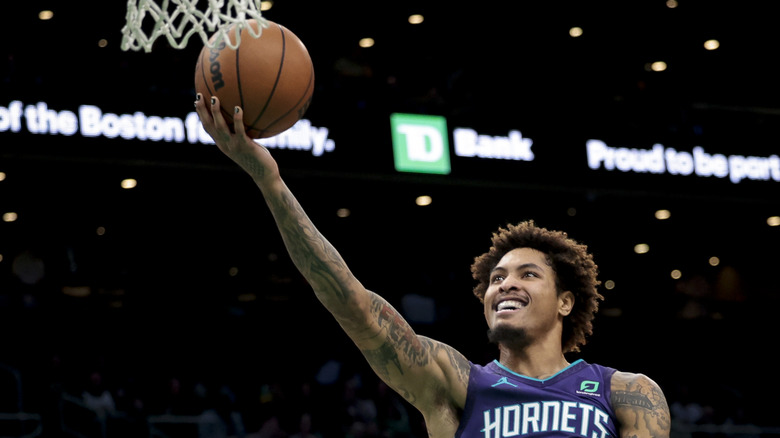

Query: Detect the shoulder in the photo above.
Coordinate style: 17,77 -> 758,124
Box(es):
610,370 -> 666,405
610,370 -> 671,437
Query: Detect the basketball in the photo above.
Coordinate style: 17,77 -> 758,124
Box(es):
194,19 -> 315,138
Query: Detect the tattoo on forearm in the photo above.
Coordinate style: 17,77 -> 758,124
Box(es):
271,190 -> 350,303
238,155 -> 265,178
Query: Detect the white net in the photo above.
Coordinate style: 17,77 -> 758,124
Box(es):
121,0 -> 269,52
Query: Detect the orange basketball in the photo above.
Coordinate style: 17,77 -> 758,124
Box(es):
194,19 -> 314,138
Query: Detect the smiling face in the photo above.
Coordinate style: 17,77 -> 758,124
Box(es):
484,247 -> 573,349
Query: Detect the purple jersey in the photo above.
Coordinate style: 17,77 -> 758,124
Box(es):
454,359 -> 618,438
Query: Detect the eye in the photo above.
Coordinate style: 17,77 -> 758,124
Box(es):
490,274 -> 505,283
522,271 -> 539,278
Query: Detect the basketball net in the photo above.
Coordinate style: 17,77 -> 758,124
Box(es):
121,0 -> 269,52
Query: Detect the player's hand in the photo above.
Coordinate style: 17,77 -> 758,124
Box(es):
194,94 -> 280,184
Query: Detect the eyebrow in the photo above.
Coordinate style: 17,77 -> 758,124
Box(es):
490,262 -> 544,274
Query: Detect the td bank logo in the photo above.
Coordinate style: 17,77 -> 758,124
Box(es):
390,113 -> 451,175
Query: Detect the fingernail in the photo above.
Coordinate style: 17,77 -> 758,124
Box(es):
235,106 -> 240,114
211,97 -> 216,105
195,93 -> 201,101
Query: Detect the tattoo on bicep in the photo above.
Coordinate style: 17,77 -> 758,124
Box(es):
367,295 -> 430,368
613,380 -> 671,433
361,344 -> 417,404
444,347 -> 471,385
612,388 -> 654,410
363,342 -> 404,379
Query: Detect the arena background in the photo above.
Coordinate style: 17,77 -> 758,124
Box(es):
1,1 -> 779,437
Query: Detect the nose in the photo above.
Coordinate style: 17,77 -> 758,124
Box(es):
497,275 -> 518,293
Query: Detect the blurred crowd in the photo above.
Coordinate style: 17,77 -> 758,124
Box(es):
2,347 -> 775,438
2,350 -> 427,438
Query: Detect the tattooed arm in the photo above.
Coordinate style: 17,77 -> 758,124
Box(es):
611,371 -> 671,438
195,96 -> 470,432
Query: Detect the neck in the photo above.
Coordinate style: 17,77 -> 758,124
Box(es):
497,340 -> 570,380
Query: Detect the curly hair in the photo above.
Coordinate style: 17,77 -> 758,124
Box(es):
470,220 -> 602,353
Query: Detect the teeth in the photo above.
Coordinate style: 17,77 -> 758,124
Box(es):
497,300 -> 526,311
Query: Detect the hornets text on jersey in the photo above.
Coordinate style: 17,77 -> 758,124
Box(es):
455,359 -> 618,438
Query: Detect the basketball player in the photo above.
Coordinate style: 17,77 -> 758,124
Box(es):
194,94 -> 671,438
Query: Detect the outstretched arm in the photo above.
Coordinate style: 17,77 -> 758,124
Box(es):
193,96 -> 469,425
611,371 -> 671,438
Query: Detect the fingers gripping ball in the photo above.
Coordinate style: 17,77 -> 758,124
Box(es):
194,19 -> 315,138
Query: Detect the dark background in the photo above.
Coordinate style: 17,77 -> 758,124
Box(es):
1,0 -> 779,436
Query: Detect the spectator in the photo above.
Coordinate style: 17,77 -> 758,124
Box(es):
289,412 -> 321,438
81,370 -> 116,437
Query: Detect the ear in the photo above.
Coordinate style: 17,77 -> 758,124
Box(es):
558,291 -> 574,316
